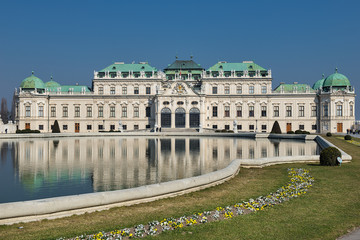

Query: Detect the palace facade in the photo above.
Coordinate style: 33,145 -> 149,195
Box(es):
15,59 -> 356,133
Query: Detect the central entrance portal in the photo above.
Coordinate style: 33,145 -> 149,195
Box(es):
161,108 -> 171,128
189,108 -> 200,128
175,108 -> 186,128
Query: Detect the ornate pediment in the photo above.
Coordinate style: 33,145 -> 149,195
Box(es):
172,83 -> 187,95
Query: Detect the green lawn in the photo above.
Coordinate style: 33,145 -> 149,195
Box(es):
0,136 -> 359,240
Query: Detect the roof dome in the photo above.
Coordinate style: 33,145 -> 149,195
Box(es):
20,71 -> 45,89
45,76 -> 61,88
312,74 -> 325,90
323,68 -> 351,88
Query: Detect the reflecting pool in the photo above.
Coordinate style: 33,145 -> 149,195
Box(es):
0,137 -> 319,203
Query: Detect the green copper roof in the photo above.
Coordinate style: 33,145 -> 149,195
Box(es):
207,61 -> 267,72
46,85 -> 90,93
312,74 -> 325,90
274,83 -> 314,93
45,77 -> 61,88
164,60 -> 204,71
20,71 -> 45,89
99,62 -> 157,73
323,68 -> 350,88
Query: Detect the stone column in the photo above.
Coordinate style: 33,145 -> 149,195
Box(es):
171,112 -> 175,128
185,111 -> 190,128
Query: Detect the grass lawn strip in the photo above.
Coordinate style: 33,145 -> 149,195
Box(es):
62,168 -> 314,239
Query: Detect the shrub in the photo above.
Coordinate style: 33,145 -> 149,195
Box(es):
287,131 -> 294,134
326,132 -> 332,137
320,147 -> 341,166
344,135 -> 352,140
52,120 -> 61,133
271,121 -> 282,134
294,130 -> 310,135
16,129 -> 40,134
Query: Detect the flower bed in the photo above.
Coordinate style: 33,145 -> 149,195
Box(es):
62,168 -> 314,240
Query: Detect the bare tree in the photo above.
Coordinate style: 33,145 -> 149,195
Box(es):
0,98 -> 8,124
10,93 -> 16,122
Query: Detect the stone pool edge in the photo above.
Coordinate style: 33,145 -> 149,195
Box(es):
0,134 -> 351,225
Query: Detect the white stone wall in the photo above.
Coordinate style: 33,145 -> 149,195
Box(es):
16,72 -> 355,133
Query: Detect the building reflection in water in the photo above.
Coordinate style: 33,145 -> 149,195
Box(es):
0,137 -> 319,203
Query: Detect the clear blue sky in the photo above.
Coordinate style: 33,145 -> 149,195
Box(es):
1,0 -> 359,118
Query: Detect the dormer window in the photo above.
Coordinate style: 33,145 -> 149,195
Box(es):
141,66 -> 145,69
112,66 -> 116,70
249,65 -> 253,69
219,65 -> 223,69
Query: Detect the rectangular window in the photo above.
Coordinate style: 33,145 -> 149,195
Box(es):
98,87 -> 103,95
98,106 -> 103,117
224,106 -> 230,117
299,125 -> 305,130
146,124 -> 151,129
212,106 -> 218,117
212,125 -> 218,129
25,123 -> 30,129
261,106 -> 267,117
262,125 -> 267,130
63,106 -> 68,117
311,106 -> 317,117
122,87 -> 127,95
146,86 -> 151,94
312,124 -> 317,130
75,106 -> 80,117
110,125 -> 115,130
87,125 -> 92,130
110,106 -> 115,117
87,106 -> 92,117
261,86 -> 267,94
249,106 -> 254,117
122,106 -> 127,117
134,106 -> 139,117
51,106 -> 56,117
274,106 -> 279,117
63,125 -> 68,130
324,104 -> 328,117
39,125 -> 43,130
225,125 -> 230,130
236,106 -> 242,117
110,87 -> 115,94
336,105 -> 343,116
299,106 -> 305,117
286,106 -> 292,117
224,86 -> 230,94
98,125 -> 103,130
249,125 -> 254,130
134,125 -> 139,130
25,106 -> 31,117
350,105 -> 354,117
237,125 -> 242,130
146,107 -> 151,117
249,86 -> 254,94
212,86 -> 217,94
38,106 -> 44,117
236,86 -> 242,94
134,86 -> 139,94
123,125 -> 127,130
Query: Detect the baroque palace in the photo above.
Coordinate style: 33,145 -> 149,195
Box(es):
15,58 -> 355,133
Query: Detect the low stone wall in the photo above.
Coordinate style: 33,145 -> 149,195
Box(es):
315,135 -> 352,161
0,159 -> 241,222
